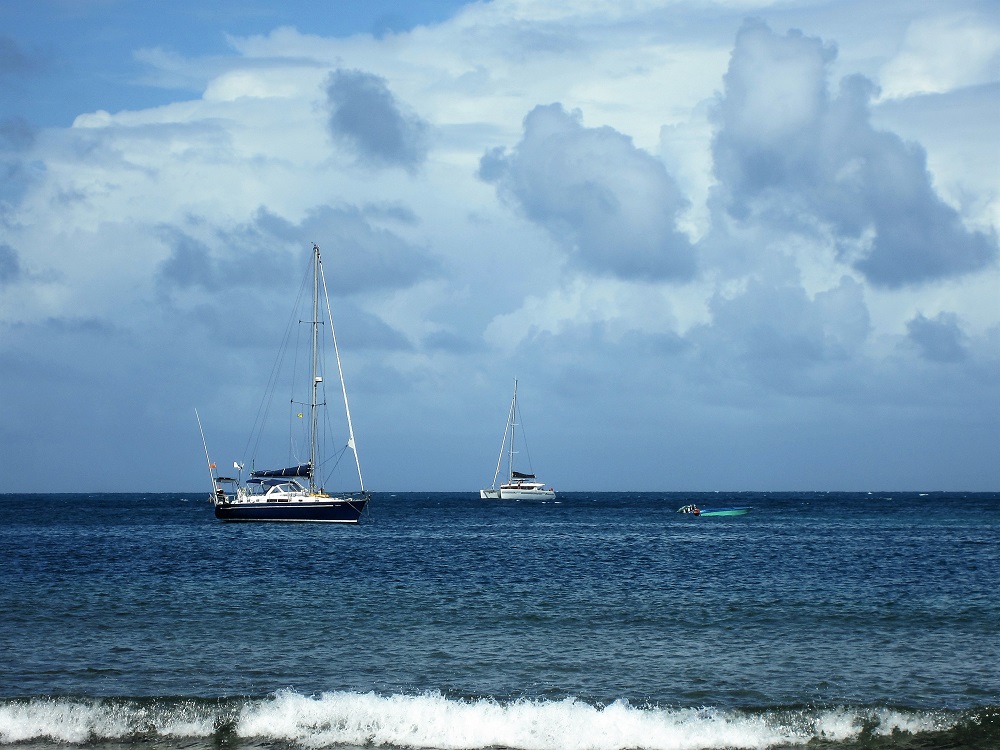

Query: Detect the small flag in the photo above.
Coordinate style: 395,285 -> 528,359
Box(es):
297,412 -> 303,418
209,463 -> 216,469
234,462 -> 244,470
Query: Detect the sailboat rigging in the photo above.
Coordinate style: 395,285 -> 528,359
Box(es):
201,243 -> 370,523
481,379 -> 555,500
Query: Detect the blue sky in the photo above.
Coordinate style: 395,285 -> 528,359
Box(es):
1,1 -> 470,126
1,0 -> 998,492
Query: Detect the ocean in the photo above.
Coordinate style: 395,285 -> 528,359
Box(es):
0,491 -> 997,749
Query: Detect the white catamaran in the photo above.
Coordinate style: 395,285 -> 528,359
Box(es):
198,243 -> 370,523
481,379 -> 555,500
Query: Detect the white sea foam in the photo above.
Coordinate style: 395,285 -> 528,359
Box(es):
868,706 -> 953,736
0,698 -> 215,744
233,691 -> 959,750
0,699 -> 127,743
0,692 -> 962,749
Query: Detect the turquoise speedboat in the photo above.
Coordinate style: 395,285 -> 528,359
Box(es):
677,504 -> 751,517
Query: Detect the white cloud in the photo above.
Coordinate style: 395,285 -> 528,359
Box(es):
879,12 -> 1000,99
483,276 -> 699,351
712,20 -> 997,288
479,103 -> 697,280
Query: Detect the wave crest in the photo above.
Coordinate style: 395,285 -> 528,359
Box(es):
0,691 -> 980,749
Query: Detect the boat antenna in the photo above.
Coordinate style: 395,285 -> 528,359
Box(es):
317,244 -> 367,493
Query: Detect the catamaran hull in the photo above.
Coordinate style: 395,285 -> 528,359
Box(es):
214,497 -> 368,523
501,488 -> 555,499
481,488 -> 556,500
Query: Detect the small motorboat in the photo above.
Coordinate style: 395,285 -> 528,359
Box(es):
677,504 -> 751,517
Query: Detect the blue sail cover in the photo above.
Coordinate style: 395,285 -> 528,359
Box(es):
512,470 -> 535,479
251,463 -> 311,478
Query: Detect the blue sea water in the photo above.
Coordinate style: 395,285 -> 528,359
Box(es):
0,491 -> 997,749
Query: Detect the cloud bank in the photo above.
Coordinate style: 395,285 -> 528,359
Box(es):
0,1 -> 997,492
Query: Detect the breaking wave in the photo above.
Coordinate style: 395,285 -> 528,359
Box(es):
1,690 -> 996,749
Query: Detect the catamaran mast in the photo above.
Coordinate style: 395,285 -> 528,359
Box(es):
508,378 -> 518,483
490,381 -> 516,490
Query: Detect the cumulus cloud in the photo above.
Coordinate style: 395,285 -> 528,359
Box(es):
255,205 -> 440,293
325,69 -> 429,171
155,206 -> 440,301
156,232 -> 217,291
479,103 -> 696,281
879,13 -> 1000,99
906,312 -> 968,363
712,18 -> 997,288
691,274 -> 871,395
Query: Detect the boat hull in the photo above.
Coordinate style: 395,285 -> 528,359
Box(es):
480,488 -> 556,500
214,495 -> 369,523
697,507 -> 751,517
502,488 -> 555,499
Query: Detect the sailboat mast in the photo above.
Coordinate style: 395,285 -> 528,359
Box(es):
309,243 -> 321,492
318,246 -> 366,493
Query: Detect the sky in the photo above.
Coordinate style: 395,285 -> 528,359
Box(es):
1,0 -> 998,493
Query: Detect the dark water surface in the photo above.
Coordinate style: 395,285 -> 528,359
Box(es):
1,491 -> 997,748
